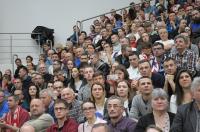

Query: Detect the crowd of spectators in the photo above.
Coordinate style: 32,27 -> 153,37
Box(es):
0,0 -> 200,131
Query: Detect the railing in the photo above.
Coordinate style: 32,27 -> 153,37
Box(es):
0,33 -> 41,72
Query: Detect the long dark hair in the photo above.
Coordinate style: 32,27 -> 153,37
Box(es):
175,69 -> 193,105
27,83 -> 40,104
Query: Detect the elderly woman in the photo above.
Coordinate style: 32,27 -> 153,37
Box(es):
135,88 -> 175,132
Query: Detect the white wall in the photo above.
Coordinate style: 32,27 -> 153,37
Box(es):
0,0 -> 140,43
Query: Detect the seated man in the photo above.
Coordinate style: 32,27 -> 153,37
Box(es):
61,88 -> 84,123
0,95 -> 30,131
129,77 -> 153,120
40,89 -> 56,121
46,99 -> 78,132
21,99 -> 54,132
107,96 -> 137,131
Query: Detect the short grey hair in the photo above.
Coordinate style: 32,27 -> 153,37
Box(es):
107,95 -> 124,106
191,77 -> 200,92
151,88 -> 168,100
174,34 -> 189,45
40,89 -> 55,99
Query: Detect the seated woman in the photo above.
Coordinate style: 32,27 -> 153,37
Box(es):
78,101 -> 106,132
90,83 -> 107,119
169,69 -> 193,113
135,88 -> 175,132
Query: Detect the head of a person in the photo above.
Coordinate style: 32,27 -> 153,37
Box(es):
61,87 -> 75,104
140,42 -> 152,56
191,9 -> 200,20
158,28 -> 168,41
15,58 -> 22,67
138,60 -> 152,77
103,42 -> 113,53
145,125 -> 163,132
128,51 -> 139,68
75,47 -> 84,58
151,88 -> 168,112
91,83 -> 106,102
80,53 -> 89,63
141,32 -> 150,42
91,123 -> 110,132
191,77 -> 200,105
13,78 -> 22,89
7,95 -> 19,109
174,34 -> 188,52
93,71 -> 105,85
87,44 -> 95,55
111,34 -> 119,44
120,37 -> 130,46
28,83 -> 40,100
84,65 -> 94,81
107,96 -> 124,119
0,90 -> 5,103
35,73 -> 44,86
54,99 -> 70,120
152,42 -> 165,57
30,99 -> 45,118
114,65 -> 129,82
20,125 -> 35,132
179,19 -> 187,30
53,81 -> 64,96
38,63 -> 47,74
137,26 -> 145,37
71,67 -> 81,79
163,57 -> 177,75
40,89 -> 54,108
82,101 -> 96,120
51,53 -> 59,62
26,55 -> 33,64
14,89 -> 24,101
19,66 -> 28,79
116,80 -> 131,100
90,52 -> 99,65
47,81 -> 54,90
53,60 -> 62,71
138,77 -> 153,95
175,69 -> 193,105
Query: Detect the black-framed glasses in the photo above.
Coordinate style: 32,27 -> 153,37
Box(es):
54,107 -> 66,111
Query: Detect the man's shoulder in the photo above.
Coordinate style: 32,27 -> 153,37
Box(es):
177,101 -> 194,112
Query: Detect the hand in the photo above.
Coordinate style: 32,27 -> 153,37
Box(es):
166,74 -> 174,82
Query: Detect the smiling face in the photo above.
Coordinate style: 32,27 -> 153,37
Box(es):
179,72 -> 192,89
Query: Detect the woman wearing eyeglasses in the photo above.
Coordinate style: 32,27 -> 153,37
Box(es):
78,101 -> 106,132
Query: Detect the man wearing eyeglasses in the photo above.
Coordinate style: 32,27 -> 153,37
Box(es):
107,96 -> 136,132
46,99 -> 78,132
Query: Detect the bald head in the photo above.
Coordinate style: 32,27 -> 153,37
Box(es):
30,99 -> 45,117
20,125 -> 35,132
61,88 -> 75,103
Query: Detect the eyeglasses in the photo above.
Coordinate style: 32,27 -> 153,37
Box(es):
54,107 -> 66,111
82,107 -> 95,112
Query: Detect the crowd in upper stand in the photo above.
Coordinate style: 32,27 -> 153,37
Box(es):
0,0 -> 200,132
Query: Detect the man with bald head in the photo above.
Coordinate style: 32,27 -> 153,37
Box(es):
61,88 -> 84,123
21,99 -> 54,132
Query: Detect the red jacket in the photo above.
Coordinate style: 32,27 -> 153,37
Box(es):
46,118 -> 78,132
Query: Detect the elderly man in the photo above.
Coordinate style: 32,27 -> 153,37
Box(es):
107,96 -> 137,131
61,88 -> 84,123
170,77 -> 200,132
40,89 -> 56,121
21,99 -> 54,132
46,99 -> 78,132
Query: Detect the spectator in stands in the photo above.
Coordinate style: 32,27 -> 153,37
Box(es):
80,52 -> 89,64
90,52 -> 110,77
190,9 -> 200,34
78,65 -> 94,101
107,95 -> 137,131
151,42 -> 166,75
138,60 -> 165,88
11,78 -> 23,94
55,70 -> 69,87
61,87 -> 84,123
129,77 -> 153,120
27,62 -> 36,75
93,25 -> 102,45
46,49 -> 54,67
170,77 -> 200,132
169,34 -> 197,75
114,65 -> 130,84
78,101 -> 106,132
127,51 -> 141,80
20,99 -> 54,131
47,99 -> 78,132
2,74 -> 13,95
91,123 -> 110,132
135,89 -> 175,132
18,66 -> 32,100
111,33 -> 121,53
42,42 -> 51,57
74,47 -> 84,68
115,80 -> 132,116
170,69 -> 193,113
115,44 -> 132,68
40,89 -> 56,121
34,73 -> 47,90
145,125 -> 163,132
48,53 -> 60,74
14,89 -> 29,111
38,63 -> 54,83
86,44 -> 95,56
14,58 -> 23,78
163,58 -> 177,97
0,90 -> 9,118
90,83 -> 107,118
0,95 -> 30,131
53,81 -> 64,98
